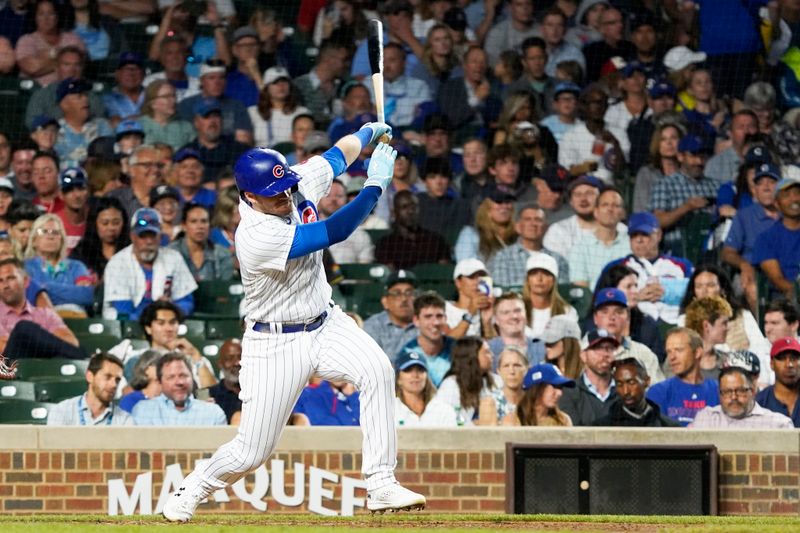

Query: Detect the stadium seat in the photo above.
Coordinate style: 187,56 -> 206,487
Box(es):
33,379 -> 86,403
419,282 -> 457,301
13,359 -> 88,381
339,263 -> 390,282
120,321 -> 145,339
64,318 -> 122,338
681,211 -> 713,266
205,319 -> 243,340
76,333 -> 120,355
0,380 -> 36,401
0,399 -> 55,424
0,76 -> 36,139
346,283 -> 385,318
181,319 -> 207,346
193,280 -> 245,319
559,284 -> 592,319
412,263 -> 455,282
365,229 -> 390,245
271,141 -> 295,155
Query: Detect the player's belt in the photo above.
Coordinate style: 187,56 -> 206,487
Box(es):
252,311 -> 328,334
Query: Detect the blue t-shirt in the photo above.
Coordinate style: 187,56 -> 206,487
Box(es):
224,70 -> 259,108
119,390 -> 146,413
724,203 -> 780,263
396,337 -> 454,387
752,220 -> 800,283
293,381 -> 360,426
646,377 -> 720,426
756,386 -> 800,428
179,188 -> 218,210
697,0 -> 766,55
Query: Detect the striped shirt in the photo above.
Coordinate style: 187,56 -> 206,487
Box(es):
131,393 -> 226,426
689,403 -> 794,429
47,394 -> 134,426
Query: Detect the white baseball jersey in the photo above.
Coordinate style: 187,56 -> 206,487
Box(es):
236,156 -> 333,323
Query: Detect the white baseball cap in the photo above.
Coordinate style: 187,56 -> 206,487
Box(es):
453,258 -> 488,280
537,315 -> 581,344
663,46 -> 707,72
0,177 -> 14,193
262,66 -> 290,86
526,252 -> 558,278
199,61 -> 226,77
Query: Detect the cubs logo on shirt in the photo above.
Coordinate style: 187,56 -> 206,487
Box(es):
297,199 -> 318,223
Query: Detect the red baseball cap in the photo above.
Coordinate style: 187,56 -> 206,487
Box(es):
770,337 -> 800,358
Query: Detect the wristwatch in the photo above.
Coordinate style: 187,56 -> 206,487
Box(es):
461,313 -> 477,325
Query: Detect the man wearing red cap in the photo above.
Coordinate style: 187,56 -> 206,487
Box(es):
756,337 -> 800,427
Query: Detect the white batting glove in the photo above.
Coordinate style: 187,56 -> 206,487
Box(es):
363,143 -> 397,192
359,122 -> 392,145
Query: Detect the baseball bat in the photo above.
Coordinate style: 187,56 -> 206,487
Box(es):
367,19 -> 390,144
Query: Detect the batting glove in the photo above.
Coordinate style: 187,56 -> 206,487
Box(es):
359,122 -> 393,145
364,143 -> 397,192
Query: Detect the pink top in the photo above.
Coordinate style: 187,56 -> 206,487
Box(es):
0,300 -> 67,336
14,31 -> 86,86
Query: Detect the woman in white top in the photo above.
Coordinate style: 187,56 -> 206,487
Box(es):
478,346 -> 527,425
394,352 -> 457,427
523,252 -> 578,338
248,66 -> 309,147
435,337 -> 502,424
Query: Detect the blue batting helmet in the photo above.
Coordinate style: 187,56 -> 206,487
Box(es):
233,148 -> 301,197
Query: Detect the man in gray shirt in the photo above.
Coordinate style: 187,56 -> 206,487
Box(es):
363,270 -> 419,363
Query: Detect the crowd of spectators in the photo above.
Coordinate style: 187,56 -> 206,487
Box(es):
0,0 -> 797,430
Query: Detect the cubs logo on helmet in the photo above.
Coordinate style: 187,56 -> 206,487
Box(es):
273,165 -> 284,178
297,200 -> 318,224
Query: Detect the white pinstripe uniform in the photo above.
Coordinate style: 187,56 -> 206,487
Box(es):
185,155 -> 398,496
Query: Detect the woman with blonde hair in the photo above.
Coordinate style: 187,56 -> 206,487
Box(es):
394,352 -> 457,427
539,315 -> 583,379
510,363 -> 574,426
493,91 -> 539,146
435,336 -> 501,424
413,23 -> 461,93
454,193 -> 517,263
685,295 -> 733,381
138,80 -> 195,150
210,185 -> 241,254
522,252 -> 577,337
633,122 -> 685,212
249,67 -> 309,147
24,213 -> 94,313
478,345 -> 528,425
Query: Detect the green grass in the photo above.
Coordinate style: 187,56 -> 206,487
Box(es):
0,514 -> 799,532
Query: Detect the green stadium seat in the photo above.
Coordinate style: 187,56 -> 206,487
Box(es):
0,380 -> 36,401
130,339 -> 150,351
120,321 -> 145,339
64,318 -> 122,338
119,23 -> 155,56
656,320 -> 674,341
33,379 -> 86,403
13,359 -> 88,381
272,141 -> 295,155
193,280 -> 245,319
412,263 -> 455,282
205,319 -> 243,340
681,211 -> 713,266
339,263 -> 390,282
0,399 -> 55,424
559,284 -> 592,319
0,76 -> 36,139
419,282 -> 457,301
347,283 -> 385,318
365,229 -> 390,245
76,333 -> 120,355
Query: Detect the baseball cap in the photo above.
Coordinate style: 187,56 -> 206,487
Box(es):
150,184 -> 180,205
30,115 -> 59,131
422,113 -> 451,133
488,187 -> 517,204
199,59 -> 227,77
538,163 -> 571,193
345,176 -> 366,196
770,336 -> 800,358
621,60 -> 646,78
453,258 -> 488,280
0,177 -> 14,194
774,174 -> 800,198
131,207 -> 162,235
194,97 -> 222,117
648,79 -> 676,99
422,157 -> 452,179
514,120 -> 536,132
630,11 -> 657,32
395,351 -> 428,373
581,328 -> 621,350
593,287 -> 627,309
537,315 -> 581,344
390,139 -> 412,159
744,145 -> 772,166
568,174 -> 603,195
525,252 -> 558,279
231,25 -> 258,44
87,136 -> 120,161
303,130 -> 331,153
678,134 -> 712,155
522,364 -> 575,390
380,0 -> 413,16
59,167 -> 88,191
443,6 -> 467,32
118,51 -> 144,69
664,46 -> 707,72
628,211 -> 659,235
385,269 -> 418,290
755,162 -> 781,182
173,147 -> 202,163
721,349 -> 760,377
600,56 -> 626,77
554,81 -> 581,98
56,77 -> 90,103
115,119 -> 144,140
262,66 -> 290,86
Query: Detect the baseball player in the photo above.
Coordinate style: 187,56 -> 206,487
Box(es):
163,122 -> 426,522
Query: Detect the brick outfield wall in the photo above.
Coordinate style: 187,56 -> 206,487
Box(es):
0,450 -> 797,515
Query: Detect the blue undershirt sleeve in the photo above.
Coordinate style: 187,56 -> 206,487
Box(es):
288,186 -> 381,259
321,146 -> 347,177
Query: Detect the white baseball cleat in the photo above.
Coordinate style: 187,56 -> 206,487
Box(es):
162,478 -> 205,523
367,482 -> 426,513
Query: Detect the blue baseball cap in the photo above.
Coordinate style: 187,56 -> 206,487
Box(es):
56,77 -> 90,103
648,79 -> 676,99
594,287 -> 628,309
131,207 -> 161,235
173,147 -> 202,163
194,97 -> 222,117
395,351 -> 428,373
118,51 -> 144,69
30,115 -> 59,131
59,167 -> 88,191
628,211 -> 659,235
745,145 -> 772,166
554,81 -> 581,98
115,119 -> 144,140
582,328 -> 622,350
755,162 -> 781,182
621,60 -> 646,78
678,134 -> 712,155
775,177 -> 800,198
523,364 -> 575,390
568,174 -> 603,194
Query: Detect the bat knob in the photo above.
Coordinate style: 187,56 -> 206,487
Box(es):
378,134 -> 390,144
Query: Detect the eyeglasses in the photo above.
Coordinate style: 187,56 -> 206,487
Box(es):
719,387 -> 751,398
36,228 -> 60,237
133,161 -> 166,169
386,289 -> 416,299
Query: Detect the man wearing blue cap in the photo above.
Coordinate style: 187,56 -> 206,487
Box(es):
173,148 -> 217,209
54,77 -> 113,168
55,167 -> 90,252
722,162 -> 782,308
603,211 -> 692,325
103,52 -> 146,125
115,119 -> 145,156
29,115 -> 59,153
752,170 -> 800,299
540,82 -> 582,144
647,134 -> 719,254
102,207 -> 197,320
